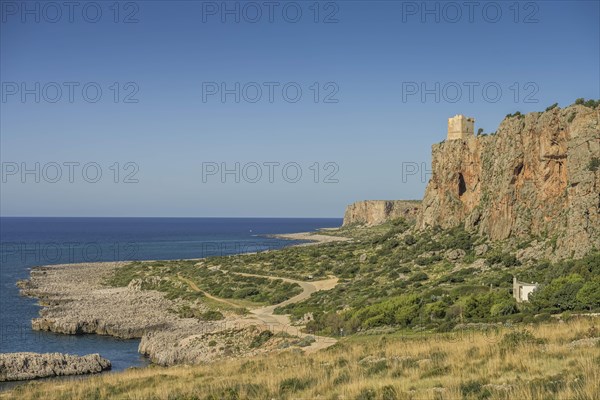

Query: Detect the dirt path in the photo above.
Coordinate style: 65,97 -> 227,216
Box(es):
179,271 -> 339,352
177,275 -> 242,309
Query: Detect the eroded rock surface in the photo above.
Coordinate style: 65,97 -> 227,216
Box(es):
0,352 -> 110,382
19,262 -> 335,366
418,105 -> 600,259
343,200 -> 421,226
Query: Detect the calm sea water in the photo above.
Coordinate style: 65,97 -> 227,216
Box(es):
0,217 -> 341,373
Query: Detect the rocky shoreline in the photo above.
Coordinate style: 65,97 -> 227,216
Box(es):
16,260 -> 337,368
17,262 -> 257,365
17,262 -> 180,340
0,352 -> 110,382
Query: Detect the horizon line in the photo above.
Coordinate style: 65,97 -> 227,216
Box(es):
0,215 -> 344,219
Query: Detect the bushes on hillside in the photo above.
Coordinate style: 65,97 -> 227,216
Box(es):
576,278 -> 600,310
530,274 -> 584,311
486,252 -> 521,267
575,98 -> 600,108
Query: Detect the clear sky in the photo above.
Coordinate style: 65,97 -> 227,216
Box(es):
1,0 -> 598,217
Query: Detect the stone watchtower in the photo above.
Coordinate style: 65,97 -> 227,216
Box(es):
447,115 -> 475,140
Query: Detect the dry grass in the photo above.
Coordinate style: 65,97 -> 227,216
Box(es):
3,318 -> 598,399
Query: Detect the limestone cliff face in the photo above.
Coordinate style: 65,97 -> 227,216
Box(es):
418,104 -> 600,258
343,200 -> 420,226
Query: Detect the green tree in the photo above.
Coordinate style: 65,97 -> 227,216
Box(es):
490,297 -> 518,317
530,274 -> 584,311
576,279 -> 600,310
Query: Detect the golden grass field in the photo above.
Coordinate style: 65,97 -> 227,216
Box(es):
2,317 -> 598,400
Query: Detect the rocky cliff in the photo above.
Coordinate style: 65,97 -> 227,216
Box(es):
418,104 -> 600,259
343,200 -> 420,226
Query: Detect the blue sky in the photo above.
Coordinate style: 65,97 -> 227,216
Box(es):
1,0 -> 598,217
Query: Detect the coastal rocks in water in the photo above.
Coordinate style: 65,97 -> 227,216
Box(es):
0,352 -> 111,382
343,200 -> 421,226
18,262 -> 314,366
19,263 -> 178,339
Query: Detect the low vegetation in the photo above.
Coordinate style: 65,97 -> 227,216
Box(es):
575,97 -> 600,108
10,216 -> 596,399
107,219 -> 600,337
588,157 -> 600,172
5,318 -> 598,399
106,259 -> 302,307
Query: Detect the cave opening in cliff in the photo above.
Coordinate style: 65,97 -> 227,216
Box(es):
458,173 -> 467,197
515,163 -> 524,176
511,163 -> 524,184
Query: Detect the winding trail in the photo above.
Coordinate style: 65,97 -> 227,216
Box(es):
179,271 -> 339,352
177,275 -> 242,309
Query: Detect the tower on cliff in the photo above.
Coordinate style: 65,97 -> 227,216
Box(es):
447,115 -> 475,140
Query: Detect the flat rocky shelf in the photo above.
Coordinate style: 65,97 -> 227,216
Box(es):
17,261 -> 337,366
0,352 -> 111,382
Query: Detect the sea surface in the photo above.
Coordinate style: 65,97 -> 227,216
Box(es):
0,217 -> 341,373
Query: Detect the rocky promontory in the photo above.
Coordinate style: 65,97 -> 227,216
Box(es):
419,104 -> 599,259
0,352 -> 111,382
18,262 -> 179,339
18,262 -> 334,366
17,262 -> 241,365
343,200 -> 420,226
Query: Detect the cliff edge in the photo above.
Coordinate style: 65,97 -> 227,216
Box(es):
418,104 -> 599,259
343,200 -> 420,226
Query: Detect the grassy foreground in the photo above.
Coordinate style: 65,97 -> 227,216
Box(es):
3,318 -> 598,399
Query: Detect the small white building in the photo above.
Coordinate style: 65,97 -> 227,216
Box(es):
512,277 -> 538,303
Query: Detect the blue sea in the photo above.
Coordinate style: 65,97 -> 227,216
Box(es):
0,217 -> 341,374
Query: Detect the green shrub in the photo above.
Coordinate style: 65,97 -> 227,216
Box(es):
364,360 -> 388,375
278,377 -> 314,393
420,365 -> 450,378
588,157 -> 600,172
415,255 -> 442,266
576,278 -> 600,310
500,329 -> 545,349
333,372 -> 350,385
380,385 -> 398,400
409,271 -> 429,282
527,373 -> 566,394
404,235 -> 417,246
486,252 -> 520,267
490,298 -> 518,317
460,380 -> 491,399
200,310 -> 225,321
296,335 -> 316,347
530,274 -> 584,311
355,388 -> 376,400
545,103 -> 558,111
249,330 -> 274,348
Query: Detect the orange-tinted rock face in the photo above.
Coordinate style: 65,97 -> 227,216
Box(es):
343,200 -> 421,226
419,105 -> 600,259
